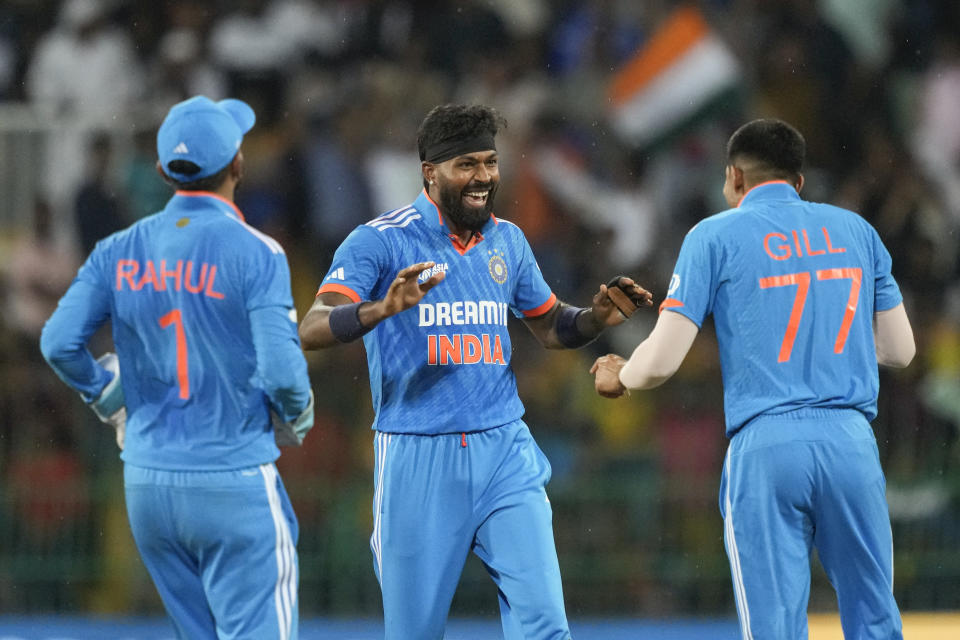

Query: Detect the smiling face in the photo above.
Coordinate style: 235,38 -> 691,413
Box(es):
426,150 -> 500,233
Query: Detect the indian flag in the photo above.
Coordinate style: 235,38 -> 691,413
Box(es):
608,6 -> 742,148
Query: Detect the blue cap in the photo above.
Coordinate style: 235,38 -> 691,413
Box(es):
157,96 -> 255,182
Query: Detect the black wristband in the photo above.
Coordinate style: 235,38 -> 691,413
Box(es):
556,305 -> 596,349
329,302 -> 373,343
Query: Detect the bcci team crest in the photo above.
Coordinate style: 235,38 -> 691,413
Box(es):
488,250 -> 507,284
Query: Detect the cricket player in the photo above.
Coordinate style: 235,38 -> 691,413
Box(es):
591,118 -> 916,639
298,103 -> 652,639
40,96 -> 314,640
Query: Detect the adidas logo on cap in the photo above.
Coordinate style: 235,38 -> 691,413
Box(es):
173,142 -> 189,154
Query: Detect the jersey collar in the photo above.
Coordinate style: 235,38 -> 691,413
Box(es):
414,189 -> 499,255
170,190 -> 246,222
737,181 -> 801,208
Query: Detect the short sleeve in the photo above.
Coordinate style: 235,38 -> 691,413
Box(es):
318,225 -> 391,302
660,224 -> 719,328
508,229 -> 555,318
872,227 -> 903,312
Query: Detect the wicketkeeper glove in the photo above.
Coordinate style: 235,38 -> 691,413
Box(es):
606,275 -> 647,318
272,390 -> 315,447
90,352 -> 126,450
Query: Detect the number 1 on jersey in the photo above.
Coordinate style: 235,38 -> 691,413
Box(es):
759,268 -> 861,363
158,309 -> 190,399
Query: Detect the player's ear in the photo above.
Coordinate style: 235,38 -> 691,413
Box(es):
155,160 -> 174,186
795,173 -> 804,193
422,161 -> 436,187
229,151 -> 245,181
729,165 -> 744,191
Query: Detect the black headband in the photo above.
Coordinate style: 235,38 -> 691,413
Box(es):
423,134 -> 496,163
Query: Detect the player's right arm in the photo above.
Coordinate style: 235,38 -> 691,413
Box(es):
874,302 -> 915,368
299,261 -> 444,350
39,252 -> 114,401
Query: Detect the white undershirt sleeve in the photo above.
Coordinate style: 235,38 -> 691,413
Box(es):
874,302 -> 915,368
618,310 -> 700,390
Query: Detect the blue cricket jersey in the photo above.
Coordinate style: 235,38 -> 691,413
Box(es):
41,191 -> 311,470
662,182 -> 902,436
318,190 -> 556,434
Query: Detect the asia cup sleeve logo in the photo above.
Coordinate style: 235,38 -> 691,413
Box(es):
488,249 -> 508,284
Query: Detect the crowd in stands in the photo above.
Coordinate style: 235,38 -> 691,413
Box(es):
0,0 -> 957,615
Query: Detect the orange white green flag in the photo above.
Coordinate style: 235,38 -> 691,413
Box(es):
608,6 -> 742,148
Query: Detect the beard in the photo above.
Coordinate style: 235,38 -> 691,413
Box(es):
438,180 -> 498,232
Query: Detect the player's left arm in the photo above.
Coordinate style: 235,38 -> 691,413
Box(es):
874,302 -> 915,368
523,276 -> 653,349
590,309 -> 700,397
870,226 -> 915,368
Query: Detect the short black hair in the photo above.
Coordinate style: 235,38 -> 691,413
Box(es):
163,158 -> 232,191
726,118 -> 805,181
417,104 -> 506,161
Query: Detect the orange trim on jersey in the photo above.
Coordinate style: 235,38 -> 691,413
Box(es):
522,292 -> 558,318
175,190 -> 246,222
737,180 -> 793,208
659,298 -> 684,314
448,232 -> 484,255
421,189 -> 444,225
317,282 -> 361,302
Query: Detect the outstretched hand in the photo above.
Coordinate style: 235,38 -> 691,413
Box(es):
590,354 -> 629,398
590,277 -> 653,327
381,261 -> 445,317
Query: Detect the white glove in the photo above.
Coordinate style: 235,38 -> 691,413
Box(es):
90,352 -> 126,450
272,390 -> 315,447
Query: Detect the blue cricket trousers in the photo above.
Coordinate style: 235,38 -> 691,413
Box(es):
125,462 -> 299,639
720,408 -> 902,639
371,419 -> 571,639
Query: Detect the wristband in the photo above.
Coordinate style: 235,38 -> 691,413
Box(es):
273,390 -> 315,447
329,302 -> 372,343
556,305 -> 596,349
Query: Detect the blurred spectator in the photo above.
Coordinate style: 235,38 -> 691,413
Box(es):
0,21 -> 16,100
752,1 -> 856,171
300,106 -> 379,267
911,33 -> 960,222
24,0 -> 144,218
2,197 -> 79,343
416,0 -> 510,81
819,0 -> 898,70
74,131 -> 128,255
122,128 -> 173,220
208,0 -> 341,124
25,0 -> 142,119
531,134 -> 657,274
837,122 -> 956,315
150,28 -> 227,108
